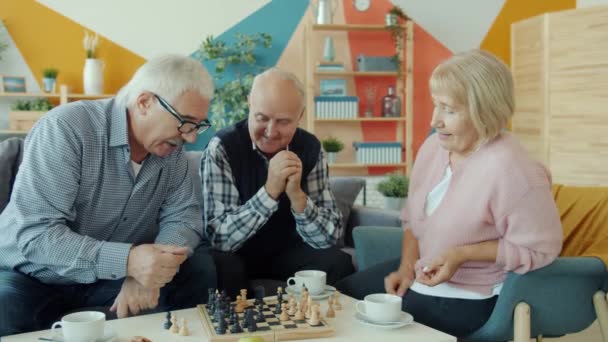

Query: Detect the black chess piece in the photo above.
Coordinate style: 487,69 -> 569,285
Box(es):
230,313 -> 243,334
274,300 -> 282,315
163,312 -> 172,330
256,310 -> 265,323
215,315 -> 227,335
254,285 -> 265,306
242,308 -> 252,329
228,306 -> 239,325
248,319 -> 258,332
277,288 -> 284,304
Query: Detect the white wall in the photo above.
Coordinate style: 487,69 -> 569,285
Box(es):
577,0 -> 608,7
37,0 -> 271,58
0,23 -> 41,130
391,0 -> 505,53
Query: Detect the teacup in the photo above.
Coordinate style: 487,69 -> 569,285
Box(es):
355,293 -> 402,323
51,311 -> 105,342
287,270 -> 327,295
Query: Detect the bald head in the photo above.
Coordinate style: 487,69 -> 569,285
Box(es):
248,68 -> 306,156
250,68 -> 305,111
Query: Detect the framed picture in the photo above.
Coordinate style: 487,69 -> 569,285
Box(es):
320,79 -> 346,96
2,75 -> 26,93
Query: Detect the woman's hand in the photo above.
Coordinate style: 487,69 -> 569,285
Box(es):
416,248 -> 466,286
384,266 -> 415,296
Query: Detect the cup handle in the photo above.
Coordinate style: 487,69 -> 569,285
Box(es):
287,277 -> 296,287
355,301 -> 365,314
51,322 -> 62,336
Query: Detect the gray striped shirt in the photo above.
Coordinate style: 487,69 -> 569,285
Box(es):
0,99 -> 203,284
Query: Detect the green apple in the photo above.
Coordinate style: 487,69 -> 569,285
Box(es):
238,337 -> 265,342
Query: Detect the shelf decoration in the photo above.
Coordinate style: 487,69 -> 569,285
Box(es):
353,142 -> 402,164
314,96 -> 358,119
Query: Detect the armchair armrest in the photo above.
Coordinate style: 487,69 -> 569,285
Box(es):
352,226 -> 403,271
467,257 -> 608,341
345,206 -> 400,247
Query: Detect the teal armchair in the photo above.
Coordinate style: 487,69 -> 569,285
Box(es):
352,226 -> 608,342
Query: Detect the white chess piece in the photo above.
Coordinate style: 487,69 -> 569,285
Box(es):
326,297 -> 336,318
179,318 -> 189,336
294,302 -> 305,320
169,315 -> 179,333
308,304 -> 320,326
333,291 -> 342,310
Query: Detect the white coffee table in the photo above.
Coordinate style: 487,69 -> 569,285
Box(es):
4,294 -> 455,342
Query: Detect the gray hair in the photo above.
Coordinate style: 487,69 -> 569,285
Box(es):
116,54 -> 214,108
251,67 -> 305,107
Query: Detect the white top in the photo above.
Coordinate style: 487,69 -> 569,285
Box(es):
411,165 -> 502,300
131,160 -> 143,177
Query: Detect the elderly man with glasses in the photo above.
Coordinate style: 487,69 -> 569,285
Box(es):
0,55 -> 217,335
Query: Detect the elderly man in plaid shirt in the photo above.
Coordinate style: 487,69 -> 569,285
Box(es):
201,68 -> 355,297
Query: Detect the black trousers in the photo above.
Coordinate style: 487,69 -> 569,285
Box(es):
335,258 -> 497,338
212,241 -> 355,298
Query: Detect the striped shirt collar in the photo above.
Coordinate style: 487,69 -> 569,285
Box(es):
108,98 -> 129,148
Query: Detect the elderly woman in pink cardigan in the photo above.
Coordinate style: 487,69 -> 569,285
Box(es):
336,50 -> 563,337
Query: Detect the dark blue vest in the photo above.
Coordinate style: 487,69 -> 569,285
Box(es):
215,120 -> 321,258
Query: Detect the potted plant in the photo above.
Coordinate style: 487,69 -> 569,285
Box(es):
196,32 -> 272,130
385,5 -> 409,26
321,136 -> 344,164
42,68 -> 58,93
376,173 -> 409,210
385,6 -> 409,76
9,98 -> 53,131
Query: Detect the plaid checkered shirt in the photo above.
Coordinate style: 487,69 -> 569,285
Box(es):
201,136 -> 343,252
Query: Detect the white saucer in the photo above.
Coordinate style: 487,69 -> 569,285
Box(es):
53,327 -> 117,342
285,285 -> 336,299
355,311 -> 414,329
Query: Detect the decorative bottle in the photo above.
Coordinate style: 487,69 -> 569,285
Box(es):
381,86 -> 401,117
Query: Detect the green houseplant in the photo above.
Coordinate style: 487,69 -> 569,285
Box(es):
376,173 -> 409,210
385,5 -> 409,76
42,68 -> 59,93
197,32 -> 272,130
321,136 -> 344,164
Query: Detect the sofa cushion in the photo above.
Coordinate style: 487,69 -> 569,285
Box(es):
328,177 -> 365,246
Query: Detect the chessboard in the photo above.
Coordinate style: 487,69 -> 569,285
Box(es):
197,298 -> 335,342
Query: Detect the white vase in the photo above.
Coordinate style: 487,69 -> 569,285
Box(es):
42,77 -> 56,93
83,58 -> 104,95
327,152 -> 337,164
383,196 -> 405,211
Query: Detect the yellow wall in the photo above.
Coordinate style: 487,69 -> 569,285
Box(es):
481,0 -> 575,65
0,0 -> 145,93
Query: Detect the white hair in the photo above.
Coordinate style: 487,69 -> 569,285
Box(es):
251,67 -> 305,107
116,54 -> 214,108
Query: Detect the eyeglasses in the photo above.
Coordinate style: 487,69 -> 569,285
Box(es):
154,94 -> 211,135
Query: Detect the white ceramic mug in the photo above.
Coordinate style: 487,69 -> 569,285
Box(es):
287,270 -> 327,295
51,311 -> 105,342
355,293 -> 402,323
